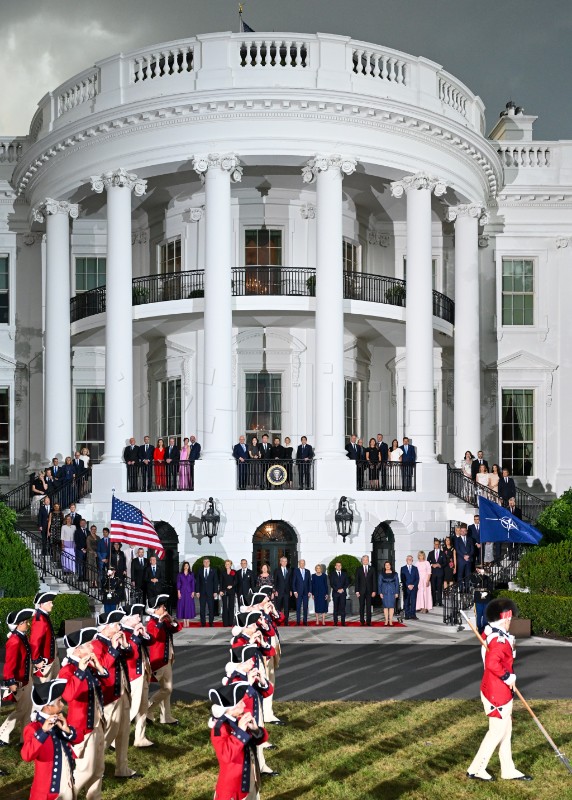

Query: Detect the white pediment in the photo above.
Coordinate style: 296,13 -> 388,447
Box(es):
488,350 -> 558,372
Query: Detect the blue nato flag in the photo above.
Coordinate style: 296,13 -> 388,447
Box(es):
478,495 -> 543,545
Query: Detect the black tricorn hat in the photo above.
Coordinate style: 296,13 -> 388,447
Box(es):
64,627 -> 98,650
230,644 -> 260,664
149,594 -> 170,610
209,681 -> 250,709
7,608 -> 34,627
257,585 -> 273,598
97,609 -> 125,626
121,603 -> 146,617
486,598 -> 518,623
31,679 -> 67,709
34,591 -> 57,606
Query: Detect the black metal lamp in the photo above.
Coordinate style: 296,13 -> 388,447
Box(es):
335,496 -> 353,543
201,497 -> 220,544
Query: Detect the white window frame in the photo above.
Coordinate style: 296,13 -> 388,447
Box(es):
157,236 -> 183,274
500,257 -> 535,328
499,387 -> 535,478
74,255 -> 107,293
0,245 -> 16,329
243,227 -> 285,266
159,378 -> 182,443
344,378 -> 362,441
74,388 -> 105,463
244,370 -> 283,440
343,238 -> 362,274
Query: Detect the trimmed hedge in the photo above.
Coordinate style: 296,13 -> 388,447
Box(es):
0,593 -> 91,645
327,555 -> 362,584
191,555 -> 226,575
535,489 -> 572,544
516,540 -> 572,596
498,590 -> 572,638
0,502 -> 39,597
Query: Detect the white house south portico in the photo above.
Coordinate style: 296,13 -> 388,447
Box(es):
0,29 -> 565,571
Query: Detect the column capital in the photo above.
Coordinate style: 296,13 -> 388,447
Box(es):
90,168 -> 147,196
390,173 -> 447,199
191,153 -> 243,182
446,203 -> 488,225
32,198 -> 79,224
302,154 -> 358,184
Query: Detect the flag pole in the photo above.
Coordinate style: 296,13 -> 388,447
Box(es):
460,609 -> 572,774
238,2 -> 244,33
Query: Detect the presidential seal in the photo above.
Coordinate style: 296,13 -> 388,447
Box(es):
267,464 -> 287,486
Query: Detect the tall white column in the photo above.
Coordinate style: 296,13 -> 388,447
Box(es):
33,199 -> 78,461
192,154 -> 242,459
447,203 -> 487,462
302,155 -> 357,459
91,169 -> 146,463
391,174 -> 447,463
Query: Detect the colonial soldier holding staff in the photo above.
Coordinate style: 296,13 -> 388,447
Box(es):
0,607 -> 34,746
30,591 -> 60,682
120,602 -> 155,747
146,593 -> 183,726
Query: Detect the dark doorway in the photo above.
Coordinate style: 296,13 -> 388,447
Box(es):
252,519 -> 298,575
371,522 -> 396,572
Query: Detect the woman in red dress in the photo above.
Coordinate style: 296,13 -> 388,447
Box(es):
154,438 -> 166,489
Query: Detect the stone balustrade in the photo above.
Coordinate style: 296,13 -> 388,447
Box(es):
496,143 -> 551,168
0,138 -> 26,163
57,70 -> 99,117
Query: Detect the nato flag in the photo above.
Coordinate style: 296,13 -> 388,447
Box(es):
478,495 -> 543,544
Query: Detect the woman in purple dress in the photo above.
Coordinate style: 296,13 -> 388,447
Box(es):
177,561 -> 196,625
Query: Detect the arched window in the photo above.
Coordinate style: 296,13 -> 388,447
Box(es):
252,520 -> 298,574
371,522 -> 396,573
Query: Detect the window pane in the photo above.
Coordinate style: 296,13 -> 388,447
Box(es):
501,258 -> 534,326
76,389 -> 105,463
245,371 -> 281,438
501,389 -> 534,475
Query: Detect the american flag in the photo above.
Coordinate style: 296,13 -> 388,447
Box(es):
110,496 -> 165,559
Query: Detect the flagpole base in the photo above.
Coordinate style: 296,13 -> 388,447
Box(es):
92,463 -> 127,498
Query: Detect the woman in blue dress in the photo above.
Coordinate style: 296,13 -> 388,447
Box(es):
311,564 -> 330,625
378,560 -> 400,626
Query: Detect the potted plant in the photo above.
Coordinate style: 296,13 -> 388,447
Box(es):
306,274 -> 316,297
188,288 -> 204,299
385,284 -> 406,305
132,285 -> 150,304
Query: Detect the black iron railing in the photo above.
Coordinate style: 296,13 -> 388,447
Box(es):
125,461 -> 197,492
70,268 -> 456,324
1,472 -> 92,514
446,465 -> 548,523
355,461 -> 416,491
236,459 -> 314,490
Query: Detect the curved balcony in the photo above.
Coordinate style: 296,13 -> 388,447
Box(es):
70,267 -> 454,325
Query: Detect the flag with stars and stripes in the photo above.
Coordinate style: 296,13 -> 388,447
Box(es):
110,495 -> 165,559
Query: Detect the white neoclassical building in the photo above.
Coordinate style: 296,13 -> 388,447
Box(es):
0,31 -> 568,570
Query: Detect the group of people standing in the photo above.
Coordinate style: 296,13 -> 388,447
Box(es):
123,435 -> 201,492
346,434 -> 417,490
30,452 -> 91,516
233,434 -> 315,489
460,450 -> 520,507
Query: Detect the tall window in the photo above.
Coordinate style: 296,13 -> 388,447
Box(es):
0,388 -> 9,476
159,238 -> 182,273
76,389 -> 105,463
502,258 -> 534,325
345,379 -> 360,441
160,379 -> 181,443
0,256 -> 9,324
245,372 -> 281,439
502,389 -> 534,476
343,240 -> 359,273
244,229 -> 282,266
75,257 -> 106,292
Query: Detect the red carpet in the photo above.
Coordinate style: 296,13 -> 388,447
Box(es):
183,620 -> 407,629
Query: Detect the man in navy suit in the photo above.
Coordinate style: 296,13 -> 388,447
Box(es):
455,523 -> 475,589
196,557 -> 220,627
138,435 -> 155,491
235,558 -> 255,604
376,434 -> 389,489
296,436 -> 314,489
401,437 -> 416,491
329,561 -> 350,625
400,555 -> 419,620
291,559 -> 312,625
471,451 -> 489,481
468,514 -> 482,567
189,435 -> 201,488
123,437 -> 140,492
498,468 -> 516,505
354,555 -> 377,625
232,435 -> 250,489
345,434 -> 364,489
74,518 -> 88,580
165,436 -> 180,490
37,495 -> 51,556
427,538 -> 446,606
273,556 -> 292,625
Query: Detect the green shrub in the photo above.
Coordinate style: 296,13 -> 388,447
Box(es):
191,555 -> 226,575
327,554 -> 362,584
385,284 -> 406,305
188,289 -> 204,299
535,490 -> 572,544
306,275 -> 316,297
516,541 -> 572,596
0,503 -> 39,597
498,590 -> 572,638
0,593 -> 92,645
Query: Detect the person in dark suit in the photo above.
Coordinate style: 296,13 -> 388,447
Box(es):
232,436 -> 250,489
165,436 -> 180,490
376,434 -> 389,488
345,434 -> 364,489
219,560 -> 237,626
354,555 -> 377,625
401,437 -> 416,491
144,555 -> 164,605
400,555 -> 420,620
427,538 -> 446,606
455,523 -> 475,589
258,434 -> 273,488
131,546 -> 148,602
71,451 -> 86,498
506,497 -> 522,519
291,559 -> 312,625
196,557 -> 219,627
37,496 -> 51,556
273,556 -> 292,624
138,435 -> 155,491
296,436 -> 314,489
74,519 -> 88,580
235,558 -> 255,605
50,457 -> 62,489
468,514 -> 482,567
498,468 -> 517,504
471,451 -> 489,481
329,561 -> 349,625
189,435 -> 201,488
123,437 -> 140,492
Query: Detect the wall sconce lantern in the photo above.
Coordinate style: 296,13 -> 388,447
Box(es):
201,497 -> 220,544
335,496 -> 354,543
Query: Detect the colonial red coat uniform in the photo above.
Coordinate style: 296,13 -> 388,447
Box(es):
30,610 -> 57,675
21,718 -> 77,800
146,615 -> 183,672
90,635 -> 131,706
226,673 -> 274,722
231,633 -> 275,659
3,629 -> 31,686
480,626 -> 515,717
59,660 -> 106,743
211,716 -> 268,800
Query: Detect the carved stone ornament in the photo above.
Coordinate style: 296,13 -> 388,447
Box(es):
478,235 -> 490,248
556,237 -> 569,249
390,173 -> 447,198
300,203 -> 316,220
32,198 -> 79,223
302,154 -> 358,184
90,168 -> 147,196
191,153 -> 243,183
189,207 -> 205,222
367,231 -> 390,247
446,203 -> 488,226
131,230 -> 149,245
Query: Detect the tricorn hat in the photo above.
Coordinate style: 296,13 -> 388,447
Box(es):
7,608 -> 34,629
34,591 -> 57,607
97,609 -> 125,626
209,681 -> 250,709
121,603 -> 146,617
257,585 -> 273,598
31,679 -> 67,709
230,644 -> 260,664
63,627 -> 98,650
149,594 -> 170,610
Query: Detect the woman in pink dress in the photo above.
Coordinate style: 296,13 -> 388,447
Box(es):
416,550 -> 433,613
178,437 -> 191,489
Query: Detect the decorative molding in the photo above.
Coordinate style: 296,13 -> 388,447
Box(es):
191,153 -> 243,183
556,237 -> 569,249
32,198 -> 79,223
367,230 -> 390,247
299,203 -> 315,220
446,203 -> 488,225
390,173 -> 447,198
478,235 -> 489,248
301,154 -> 357,184
90,168 -> 146,196
131,230 -> 148,245
22,233 -> 43,246
189,206 -> 204,222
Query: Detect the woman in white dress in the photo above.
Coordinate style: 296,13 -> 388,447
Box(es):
389,438 -> 402,490
415,551 -> 433,613
79,447 -> 90,469
461,450 -> 474,502
60,515 -> 76,573
476,463 -> 490,499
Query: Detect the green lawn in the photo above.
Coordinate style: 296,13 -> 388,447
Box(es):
1,700 -> 571,799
